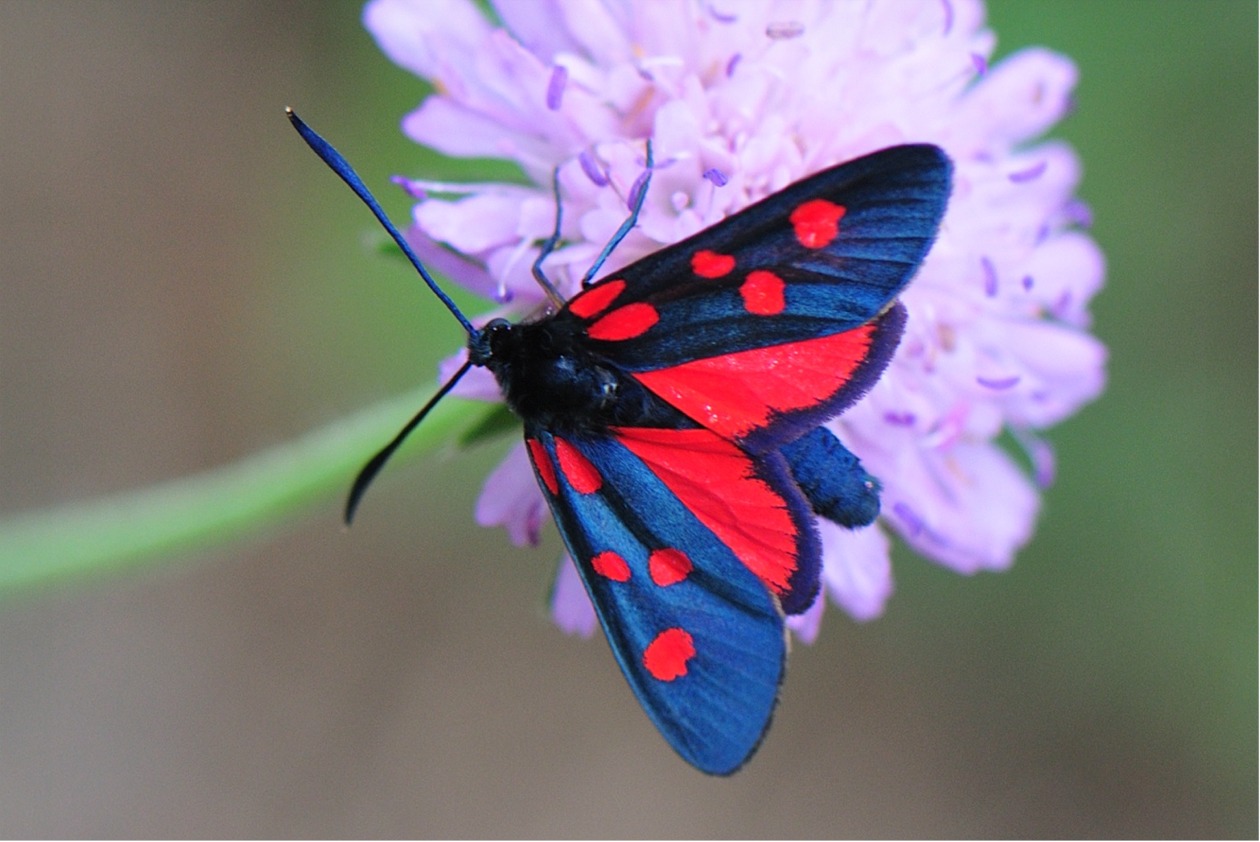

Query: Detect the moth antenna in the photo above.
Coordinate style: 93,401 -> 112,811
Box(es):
344,359 -> 475,525
286,108 -> 477,336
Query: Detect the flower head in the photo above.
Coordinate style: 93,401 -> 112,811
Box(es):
365,0 -> 1106,640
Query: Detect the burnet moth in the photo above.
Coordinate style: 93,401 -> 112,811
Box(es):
288,108 -> 950,774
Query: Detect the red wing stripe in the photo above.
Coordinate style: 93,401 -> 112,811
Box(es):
525,437 -> 558,495
588,302 -> 659,341
630,325 -> 876,440
567,279 -> 625,319
554,437 -> 603,494
611,427 -> 798,595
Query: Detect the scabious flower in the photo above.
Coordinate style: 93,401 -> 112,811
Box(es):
365,0 -> 1106,641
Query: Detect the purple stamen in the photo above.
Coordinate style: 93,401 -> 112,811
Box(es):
976,374 -> 1021,390
726,53 -> 742,78
766,20 -> 804,40
627,170 -> 650,210
1035,457 -> 1056,489
981,256 -> 998,297
707,3 -> 737,23
546,65 -> 568,111
940,0 -> 954,34
524,504 -> 543,546
883,411 -> 917,427
390,175 -> 427,199
703,167 -> 728,187
893,502 -> 924,535
1025,434 -> 1056,488
970,52 -> 988,76
1008,160 -> 1047,183
1065,199 -> 1094,228
1022,274 -> 1034,291
893,503 -> 952,547
578,150 -> 609,186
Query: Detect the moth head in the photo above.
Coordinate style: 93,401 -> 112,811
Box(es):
469,318 -> 513,367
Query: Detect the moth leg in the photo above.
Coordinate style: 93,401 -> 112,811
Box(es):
530,166 -> 565,307
580,140 -> 655,288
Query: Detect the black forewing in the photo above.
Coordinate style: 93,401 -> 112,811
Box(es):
560,144 -> 951,371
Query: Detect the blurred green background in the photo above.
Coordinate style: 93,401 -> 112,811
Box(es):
0,0 -> 1253,836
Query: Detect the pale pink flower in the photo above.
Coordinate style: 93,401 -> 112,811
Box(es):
364,0 -> 1107,641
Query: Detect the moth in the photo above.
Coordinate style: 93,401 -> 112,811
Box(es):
289,108 -> 950,774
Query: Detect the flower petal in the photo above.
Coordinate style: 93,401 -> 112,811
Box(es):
785,591 -> 826,644
491,0 -> 579,60
955,46 -> 1079,150
821,520 -> 894,623
1022,231 -> 1106,328
366,0 -> 1107,640
413,189 -> 541,255
550,552 -> 598,638
403,99 -> 556,175
474,441 -> 547,547
884,442 -> 1040,574
364,0 -> 491,81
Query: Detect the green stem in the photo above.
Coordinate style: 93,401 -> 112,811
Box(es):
0,391 -> 489,597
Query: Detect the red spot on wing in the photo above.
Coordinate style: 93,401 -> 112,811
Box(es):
591,550 -> 631,582
525,438 -> 558,495
740,270 -> 786,315
631,325 -> 877,440
648,548 -> 693,586
612,427 -> 799,595
790,198 -> 846,249
588,303 -> 659,341
643,628 -> 695,681
692,249 -> 736,278
567,279 -> 625,319
554,438 -> 602,494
